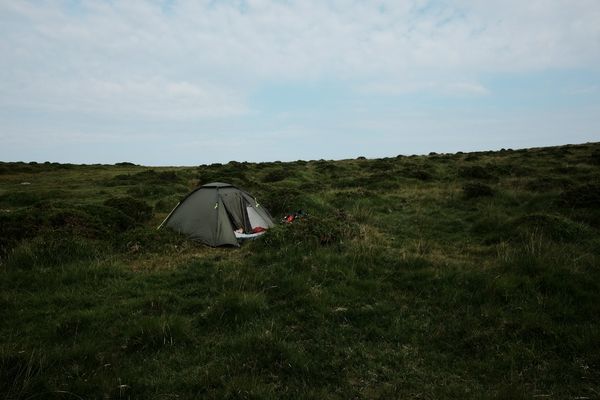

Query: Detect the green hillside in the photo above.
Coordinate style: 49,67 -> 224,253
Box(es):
1,143 -> 599,399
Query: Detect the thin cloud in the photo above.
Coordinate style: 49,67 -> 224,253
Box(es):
0,1 -> 599,163
0,77 -> 248,119
358,80 -> 489,96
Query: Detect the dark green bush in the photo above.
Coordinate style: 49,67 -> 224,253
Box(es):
492,163 -> 532,177
401,168 -> 433,181
525,177 -> 573,192
106,169 -> 183,186
0,191 -> 45,207
0,202 -> 139,258
298,181 -> 323,193
256,186 -> 302,216
0,209 -> 45,257
48,208 -> 112,238
226,161 -> 248,170
103,196 -> 153,223
262,169 -> 287,183
154,195 -> 180,213
197,164 -> 249,186
458,165 -> 496,180
76,204 -> 138,233
314,162 -> 339,175
364,159 -> 394,172
125,184 -> 176,198
559,184 -> 600,208
0,162 -> 36,174
590,149 -> 600,165
469,212 -> 510,244
1,189 -> 71,207
551,165 -> 585,175
463,182 -> 494,199
134,170 -> 182,184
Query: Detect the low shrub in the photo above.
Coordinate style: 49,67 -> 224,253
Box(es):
401,168 -> 433,181
103,196 -> 153,223
298,181 -> 324,193
525,177 -> 574,192
590,149 -> 600,165
106,169 -> 183,186
262,169 -> 287,183
0,210 -> 44,258
0,191 -> 57,207
559,184 -> 600,208
76,204 -> 139,233
458,165 -> 496,180
314,162 -> 340,175
469,211 -> 510,244
226,160 -> 249,170
257,186 -> 302,216
0,162 -> 37,174
551,165 -> 586,175
0,201 -> 144,258
492,163 -> 532,177
48,208 -> 113,238
133,170 -> 182,184
197,166 -> 249,187
154,195 -> 181,213
133,183 -> 185,198
364,159 -> 394,172
463,182 -> 494,199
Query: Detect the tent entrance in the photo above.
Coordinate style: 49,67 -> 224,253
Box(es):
247,206 -> 270,230
220,192 -> 252,233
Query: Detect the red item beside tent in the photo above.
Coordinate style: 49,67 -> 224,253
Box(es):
252,226 -> 267,233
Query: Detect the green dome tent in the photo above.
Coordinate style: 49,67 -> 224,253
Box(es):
158,182 -> 275,247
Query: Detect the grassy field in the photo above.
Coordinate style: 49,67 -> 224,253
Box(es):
1,143 -> 599,399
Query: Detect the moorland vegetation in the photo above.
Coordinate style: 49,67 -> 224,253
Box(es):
1,143 -> 599,399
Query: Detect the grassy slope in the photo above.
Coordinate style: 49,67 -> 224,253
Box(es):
1,143 -> 599,399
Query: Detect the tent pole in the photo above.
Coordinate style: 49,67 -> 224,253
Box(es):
157,202 -> 180,230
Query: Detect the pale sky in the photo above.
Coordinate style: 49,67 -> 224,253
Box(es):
1,1 -> 599,165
